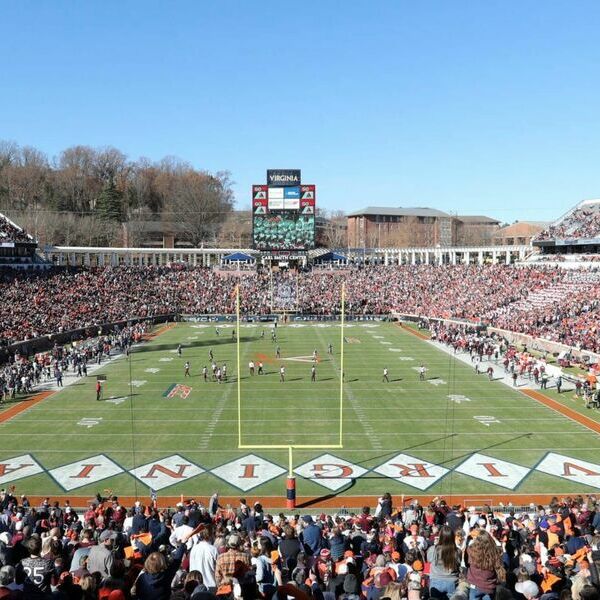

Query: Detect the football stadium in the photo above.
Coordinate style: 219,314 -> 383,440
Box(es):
2,4 -> 600,599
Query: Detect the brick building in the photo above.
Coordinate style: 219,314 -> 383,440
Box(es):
347,207 -> 500,248
493,221 -> 548,246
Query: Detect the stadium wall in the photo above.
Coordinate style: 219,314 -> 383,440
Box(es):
0,314 -> 176,364
487,326 -> 600,364
395,312 -> 600,364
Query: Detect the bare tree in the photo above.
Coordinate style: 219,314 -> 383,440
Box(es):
217,211 -> 252,247
170,171 -> 234,246
319,209 -> 347,248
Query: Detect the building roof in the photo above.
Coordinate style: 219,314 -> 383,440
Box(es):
456,215 -> 501,224
347,206 -> 451,218
494,221 -> 549,237
222,252 -> 254,262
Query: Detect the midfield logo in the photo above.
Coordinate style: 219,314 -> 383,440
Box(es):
163,384 -> 193,399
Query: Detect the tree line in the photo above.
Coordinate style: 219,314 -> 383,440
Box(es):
0,141 -> 234,247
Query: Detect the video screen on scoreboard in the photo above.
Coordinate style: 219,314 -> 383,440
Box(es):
252,184 -> 315,251
253,213 -> 315,251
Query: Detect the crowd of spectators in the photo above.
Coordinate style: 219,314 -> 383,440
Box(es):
1,489 -> 600,600
1,264 -> 599,351
0,215 -> 33,244
0,324 -> 148,402
536,204 -> 600,242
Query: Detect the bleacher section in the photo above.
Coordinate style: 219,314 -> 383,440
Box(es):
534,198 -> 600,247
0,211 -> 48,269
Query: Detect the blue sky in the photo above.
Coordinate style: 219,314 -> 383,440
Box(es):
1,1 -> 599,223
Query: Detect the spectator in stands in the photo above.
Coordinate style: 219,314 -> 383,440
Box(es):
465,531 -> 505,600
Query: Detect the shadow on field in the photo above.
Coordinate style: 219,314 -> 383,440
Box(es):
352,432 -> 533,472
296,478 -> 357,509
353,434 -> 459,467
131,337 -> 255,354
436,432 -> 534,467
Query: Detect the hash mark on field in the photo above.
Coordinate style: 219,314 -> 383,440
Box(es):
145,368 -> 160,373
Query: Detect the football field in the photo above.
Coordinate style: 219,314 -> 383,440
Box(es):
2,321 -> 600,504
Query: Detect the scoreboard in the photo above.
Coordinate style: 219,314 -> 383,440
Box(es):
252,170 -> 316,251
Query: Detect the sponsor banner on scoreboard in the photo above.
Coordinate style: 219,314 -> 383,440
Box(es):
252,185 -> 268,215
267,187 -> 284,210
283,186 -> 300,210
267,169 -> 301,187
300,185 -> 316,215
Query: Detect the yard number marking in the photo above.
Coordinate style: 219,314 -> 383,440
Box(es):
473,415 -> 500,427
77,417 -> 103,429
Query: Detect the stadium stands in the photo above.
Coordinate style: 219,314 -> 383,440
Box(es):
1,264 -> 599,351
0,213 -> 34,244
535,199 -> 600,242
0,487 -> 598,600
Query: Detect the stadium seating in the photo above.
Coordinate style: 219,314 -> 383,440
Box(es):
0,213 -> 34,243
0,487 -> 596,600
536,199 -> 600,241
1,264 -> 599,351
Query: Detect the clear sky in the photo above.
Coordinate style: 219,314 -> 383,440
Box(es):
1,1 -> 599,223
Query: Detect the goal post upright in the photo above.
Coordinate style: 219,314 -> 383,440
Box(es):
236,284 -> 242,448
236,281 -> 344,508
339,282 -> 345,446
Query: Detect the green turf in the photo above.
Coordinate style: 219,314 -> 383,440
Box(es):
2,321 -> 600,500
